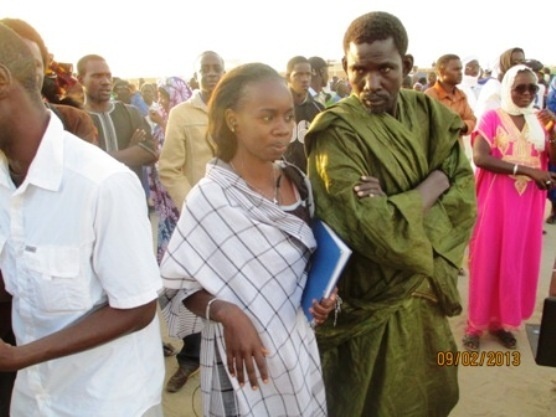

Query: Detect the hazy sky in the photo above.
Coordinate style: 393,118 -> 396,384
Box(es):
3,0 -> 555,79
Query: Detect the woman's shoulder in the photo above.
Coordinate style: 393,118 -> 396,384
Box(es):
185,175 -> 226,207
277,160 -> 314,218
278,161 -> 308,196
481,108 -> 503,123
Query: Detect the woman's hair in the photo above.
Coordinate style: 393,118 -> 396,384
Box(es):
343,11 -> 408,56
41,76 -> 60,103
498,47 -> 524,79
208,63 -> 284,162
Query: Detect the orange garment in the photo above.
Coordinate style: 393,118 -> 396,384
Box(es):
425,81 -> 476,135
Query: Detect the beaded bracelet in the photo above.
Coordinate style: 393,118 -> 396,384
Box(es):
205,298 -> 220,321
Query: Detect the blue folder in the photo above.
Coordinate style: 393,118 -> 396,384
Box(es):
302,219 -> 352,326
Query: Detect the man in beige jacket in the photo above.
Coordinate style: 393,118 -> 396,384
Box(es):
158,50 -> 225,393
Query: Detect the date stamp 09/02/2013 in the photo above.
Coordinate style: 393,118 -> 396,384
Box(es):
436,350 -> 521,367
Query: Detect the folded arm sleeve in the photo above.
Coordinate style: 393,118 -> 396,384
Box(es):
308,127 -> 435,276
92,171 -> 162,308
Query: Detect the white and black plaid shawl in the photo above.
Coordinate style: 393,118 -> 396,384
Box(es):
160,159 -> 327,417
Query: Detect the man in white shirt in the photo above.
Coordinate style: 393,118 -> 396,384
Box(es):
0,23 -> 164,417
459,56 -> 481,113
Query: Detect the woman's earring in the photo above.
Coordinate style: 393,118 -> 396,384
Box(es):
231,124 -> 237,133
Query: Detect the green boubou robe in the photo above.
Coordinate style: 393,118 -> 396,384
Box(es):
305,91 -> 477,417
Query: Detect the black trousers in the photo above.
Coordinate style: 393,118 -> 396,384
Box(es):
177,332 -> 201,366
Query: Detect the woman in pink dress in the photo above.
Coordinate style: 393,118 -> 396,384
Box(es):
463,65 -> 556,351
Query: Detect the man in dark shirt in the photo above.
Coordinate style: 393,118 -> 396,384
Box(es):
78,54 -> 157,180
284,56 -> 324,172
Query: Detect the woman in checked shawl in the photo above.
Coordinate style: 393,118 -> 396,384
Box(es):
160,63 -> 335,417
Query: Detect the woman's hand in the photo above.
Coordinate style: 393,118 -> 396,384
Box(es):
309,288 -> 338,326
524,167 -> 556,190
214,302 -> 269,390
354,176 -> 385,198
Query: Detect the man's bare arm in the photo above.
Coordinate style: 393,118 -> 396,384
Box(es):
109,144 -> 158,166
0,300 -> 157,372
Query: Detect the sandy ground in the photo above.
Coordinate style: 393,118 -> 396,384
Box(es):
155,213 -> 556,417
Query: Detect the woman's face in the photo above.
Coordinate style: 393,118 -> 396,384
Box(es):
511,71 -> 538,108
230,78 -> 294,163
510,50 -> 526,67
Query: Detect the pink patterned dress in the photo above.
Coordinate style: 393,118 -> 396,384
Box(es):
467,108 -> 548,334
148,77 -> 192,263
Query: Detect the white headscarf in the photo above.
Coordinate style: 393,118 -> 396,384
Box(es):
461,55 -> 480,87
500,64 -> 545,151
461,56 -> 480,107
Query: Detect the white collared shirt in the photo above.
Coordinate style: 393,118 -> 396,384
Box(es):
0,112 -> 164,417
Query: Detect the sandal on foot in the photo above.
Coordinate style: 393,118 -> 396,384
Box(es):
490,329 -> 517,349
462,334 -> 480,351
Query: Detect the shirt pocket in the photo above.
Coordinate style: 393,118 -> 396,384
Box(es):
23,245 -> 91,312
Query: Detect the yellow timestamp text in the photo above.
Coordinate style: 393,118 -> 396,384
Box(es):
436,350 -> 521,367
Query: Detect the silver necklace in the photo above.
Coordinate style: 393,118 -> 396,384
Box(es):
230,161 -> 280,204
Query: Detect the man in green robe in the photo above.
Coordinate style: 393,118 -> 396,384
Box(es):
305,11 -> 477,417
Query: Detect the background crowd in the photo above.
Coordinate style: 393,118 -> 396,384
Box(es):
0,9 -> 555,417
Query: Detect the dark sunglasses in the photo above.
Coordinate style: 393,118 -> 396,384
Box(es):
513,83 -> 539,95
